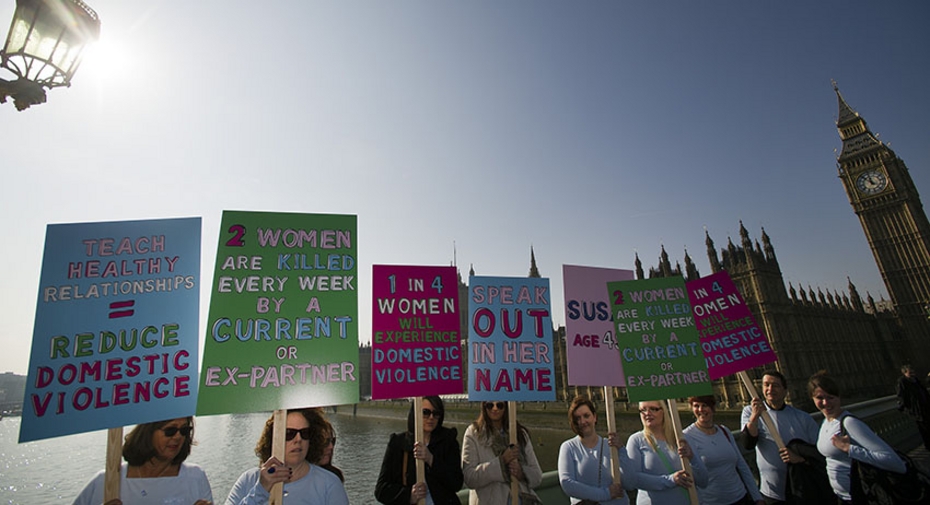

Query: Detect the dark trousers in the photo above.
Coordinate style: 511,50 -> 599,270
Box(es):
917,420 -> 930,450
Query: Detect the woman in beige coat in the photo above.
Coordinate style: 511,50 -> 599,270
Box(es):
461,401 -> 542,504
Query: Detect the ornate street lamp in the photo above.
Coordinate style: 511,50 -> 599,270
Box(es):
0,0 -> 99,111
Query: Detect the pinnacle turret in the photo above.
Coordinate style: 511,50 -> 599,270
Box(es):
528,247 -> 540,278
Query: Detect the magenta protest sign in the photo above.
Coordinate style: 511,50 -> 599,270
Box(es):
562,264 -> 634,386
687,270 -> 777,379
371,265 -> 462,399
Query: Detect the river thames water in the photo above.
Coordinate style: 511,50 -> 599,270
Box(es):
0,411 -> 571,505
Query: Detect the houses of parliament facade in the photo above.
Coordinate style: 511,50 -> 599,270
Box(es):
360,86 -> 930,410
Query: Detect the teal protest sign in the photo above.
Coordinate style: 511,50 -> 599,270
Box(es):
21,217 -> 201,442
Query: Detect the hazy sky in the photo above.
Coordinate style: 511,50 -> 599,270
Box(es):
1,1 -> 928,375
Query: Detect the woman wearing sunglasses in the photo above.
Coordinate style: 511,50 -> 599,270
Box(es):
317,419 -> 343,483
226,408 -> 348,505
462,400 -> 542,504
625,400 -> 707,505
74,417 -> 213,505
375,395 -> 464,504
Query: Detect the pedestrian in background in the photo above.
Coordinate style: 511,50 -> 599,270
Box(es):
896,364 -> 930,451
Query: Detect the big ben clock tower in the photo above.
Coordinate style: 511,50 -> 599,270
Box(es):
835,82 -> 930,353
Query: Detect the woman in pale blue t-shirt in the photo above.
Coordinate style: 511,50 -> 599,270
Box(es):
226,408 -> 348,505
558,395 -> 640,505
808,372 -> 905,504
683,395 -> 762,505
625,400 -> 707,505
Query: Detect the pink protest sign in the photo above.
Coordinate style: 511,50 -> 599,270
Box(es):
687,270 -> 777,379
371,265 -> 462,399
562,264 -> 634,386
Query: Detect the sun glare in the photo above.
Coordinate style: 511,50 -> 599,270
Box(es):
80,37 -> 132,85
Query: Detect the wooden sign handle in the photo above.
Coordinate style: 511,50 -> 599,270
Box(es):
270,409 -> 287,505
603,386 -> 622,487
104,427 -> 122,502
666,399 -> 699,505
509,401 -> 519,505
737,371 -> 785,449
414,397 -> 425,505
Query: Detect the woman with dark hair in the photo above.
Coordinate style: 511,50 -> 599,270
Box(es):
625,400 -> 706,505
683,395 -> 763,505
375,396 -> 463,504
558,395 -> 639,505
226,408 -> 348,505
318,418 -> 343,482
808,371 -> 904,504
74,417 -> 212,505
461,400 -> 542,504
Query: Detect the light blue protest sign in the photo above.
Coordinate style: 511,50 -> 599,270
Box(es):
467,276 -> 555,402
20,217 -> 201,443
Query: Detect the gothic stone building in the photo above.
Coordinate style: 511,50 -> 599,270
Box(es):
632,86 -> 930,409
361,87 -> 929,410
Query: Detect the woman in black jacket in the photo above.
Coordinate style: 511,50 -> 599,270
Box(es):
375,396 -> 464,504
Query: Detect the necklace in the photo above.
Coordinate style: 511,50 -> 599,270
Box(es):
129,459 -> 175,478
697,423 -> 716,435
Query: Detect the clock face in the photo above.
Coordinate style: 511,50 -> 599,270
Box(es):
856,169 -> 887,195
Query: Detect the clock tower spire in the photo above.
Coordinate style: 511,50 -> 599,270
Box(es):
834,83 -> 930,354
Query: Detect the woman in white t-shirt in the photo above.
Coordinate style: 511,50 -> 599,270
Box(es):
74,416 -> 213,505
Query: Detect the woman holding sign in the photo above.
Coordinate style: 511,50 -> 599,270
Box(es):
683,396 -> 763,505
558,395 -> 639,504
624,400 -> 707,505
74,417 -> 213,505
462,400 -> 543,504
226,408 -> 348,505
375,396 -> 464,504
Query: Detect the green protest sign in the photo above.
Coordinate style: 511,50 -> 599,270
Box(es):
607,276 -> 711,402
197,211 -> 358,414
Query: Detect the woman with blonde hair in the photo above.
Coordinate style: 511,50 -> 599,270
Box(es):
624,400 -> 706,505
462,400 -> 542,504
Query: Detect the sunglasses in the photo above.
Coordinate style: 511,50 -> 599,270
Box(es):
639,406 -> 662,414
326,436 -> 337,446
285,428 -> 312,441
422,408 -> 443,419
484,402 -> 506,410
161,426 -> 193,438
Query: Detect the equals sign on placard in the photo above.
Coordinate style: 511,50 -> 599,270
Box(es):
109,300 -> 135,319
